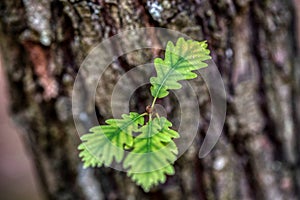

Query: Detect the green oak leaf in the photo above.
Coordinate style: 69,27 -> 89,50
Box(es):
124,117 -> 179,192
150,37 -> 211,98
78,112 -> 144,168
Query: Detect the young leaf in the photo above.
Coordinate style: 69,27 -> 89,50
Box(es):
77,38 -> 212,192
124,117 -> 179,192
78,112 -> 144,168
150,37 -> 211,98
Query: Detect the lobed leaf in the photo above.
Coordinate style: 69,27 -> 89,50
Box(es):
78,112 -> 144,168
124,117 -> 179,192
150,37 -> 211,98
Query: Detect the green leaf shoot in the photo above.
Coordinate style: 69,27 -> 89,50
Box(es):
78,37 -> 211,192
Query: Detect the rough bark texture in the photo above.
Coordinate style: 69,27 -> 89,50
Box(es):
0,0 -> 299,199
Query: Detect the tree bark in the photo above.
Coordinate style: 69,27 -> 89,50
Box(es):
0,0 -> 299,199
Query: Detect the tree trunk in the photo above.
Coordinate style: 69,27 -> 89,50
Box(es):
0,0 -> 299,199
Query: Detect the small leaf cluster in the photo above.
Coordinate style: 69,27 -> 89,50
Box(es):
78,37 -> 211,192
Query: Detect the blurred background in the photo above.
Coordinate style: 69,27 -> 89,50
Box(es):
0,51 -> 41,199
0,1 -> 299,200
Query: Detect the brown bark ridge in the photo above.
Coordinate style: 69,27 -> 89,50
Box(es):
0,0 -> 299,199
